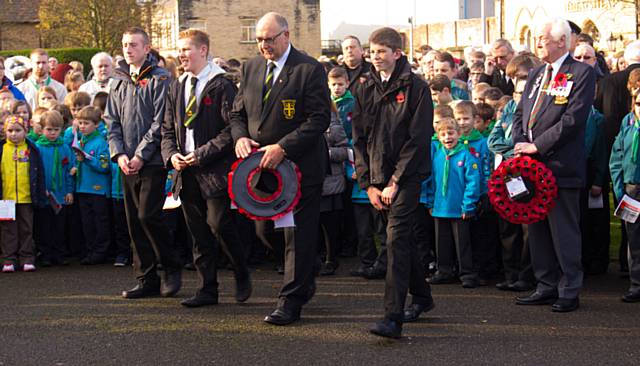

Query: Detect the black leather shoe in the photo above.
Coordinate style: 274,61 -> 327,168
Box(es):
160,270 -> 182,297
369,319 -> 402,339
264,307 -> 300,326
496,280 -> 513,291
362,266 -> 386,280
516,291 -> 558,305
427,272 -> 457,284
319,261 -> 337,276
235,273 -> 252,303
181,294 -> 219,308
551,297 -> 579,312
349,266 -> 369,277
509,280 -> 535,292
275,264 -> 285,275
403,301 -> 435,323
461,278 -> 478,288
122,284 -> 160,299
622,290 -> 640,303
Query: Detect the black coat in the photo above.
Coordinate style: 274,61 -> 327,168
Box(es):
512,56 -> 596,188
345,60 -> 372,95
479,69 -> 514,96
161,65 -> 237,199
594,63 -> 640,152
352,56 -> 434,190
230,46 -> 331,187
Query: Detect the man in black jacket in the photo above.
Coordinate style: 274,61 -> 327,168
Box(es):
480,39 -> 515,96
342,35 -> 371,94
230,12 -> 331,326
352,27 -> 434,339
161,29 -> 252,308
106,27 -> 182,299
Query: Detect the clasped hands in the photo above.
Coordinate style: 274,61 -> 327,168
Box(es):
235,137 -> 285,169
367,181 -> 398,211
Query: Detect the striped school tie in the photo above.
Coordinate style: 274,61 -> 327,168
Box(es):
184,76 -> 198,128
527,64 -> 553,130
263,62 -> 276,106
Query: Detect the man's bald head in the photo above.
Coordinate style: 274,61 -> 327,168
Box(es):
574,44 -> 596,67
256,12 -> 290,61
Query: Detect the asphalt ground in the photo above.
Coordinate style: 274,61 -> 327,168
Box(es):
0,259 -> 639,366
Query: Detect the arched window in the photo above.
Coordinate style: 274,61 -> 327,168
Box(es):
520,26 -> 533,50
582,19 -> 600,42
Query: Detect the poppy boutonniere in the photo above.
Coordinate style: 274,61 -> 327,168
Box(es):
396,90 -> 405,104
62,157 -> 69,165
553,72 -> 568,89
203,95 -> 213,106
138,78 -> 148,88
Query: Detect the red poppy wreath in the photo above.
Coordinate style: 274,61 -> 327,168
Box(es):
488,156 -> 558,224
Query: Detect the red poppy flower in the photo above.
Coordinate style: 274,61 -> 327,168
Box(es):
138,79 -> 148,88
396,91 -> 405,104
203,96 -> 213,106
61,157 -> 69,165
553,73 -> 567,88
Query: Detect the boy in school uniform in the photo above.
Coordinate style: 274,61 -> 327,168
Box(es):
74,106 -> 111,265
426,118 -> 482,287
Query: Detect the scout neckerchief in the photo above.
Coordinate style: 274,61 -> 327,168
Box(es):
441,143 -> 466,196
632,116 -> 640,163
184,76 -> 198,128
332,90 -> 353,104
36,135 -> 64,191
482,120 -> 496,137
76,130 -> 101,186
30,76 -> 52,90
27,129 -> 40,142
461,128 -> 483,145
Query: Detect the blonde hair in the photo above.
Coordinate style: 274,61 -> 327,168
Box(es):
435,117 -> 460,133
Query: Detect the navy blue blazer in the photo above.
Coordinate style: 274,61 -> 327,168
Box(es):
512,56 -> 596,188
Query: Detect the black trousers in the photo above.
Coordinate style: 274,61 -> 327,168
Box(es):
621,184 -> 640,291
339,180 -> 358,252
123,166 -> 181,285
413,204 -> 436,267
528,188 -> 583,299
319,209 -> 342,264
255,184 -> 322,311
435,217 -> 476,280
180,170 -> 248,296
498,218 -> 533,282
470,210 -> 500,278
381,179 -> 432,322
77,193 -> 111,260
111,198 -> 131,259
35,205 -> 67,263
580,186 -> 610,274
353,203 -> 387,268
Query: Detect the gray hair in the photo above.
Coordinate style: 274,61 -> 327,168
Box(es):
624,40 -> 640,65
91,52 -> 112,68
539,18 -> 571,50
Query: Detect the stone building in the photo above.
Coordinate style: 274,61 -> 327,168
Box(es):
0,0 -> 42,50
405,0 -> 638,54
150,0 -> 321,60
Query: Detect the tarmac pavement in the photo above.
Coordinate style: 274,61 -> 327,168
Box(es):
0,260 -> 639,365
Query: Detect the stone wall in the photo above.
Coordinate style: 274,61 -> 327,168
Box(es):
0,23 -> 40,51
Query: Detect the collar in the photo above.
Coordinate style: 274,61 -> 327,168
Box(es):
179,61 -> 225,85
30,75 -> 51,87
548,52 -> 570,74
130,64 -> 142,76
270,43 -> 292,70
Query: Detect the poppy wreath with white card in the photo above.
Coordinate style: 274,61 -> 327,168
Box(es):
488,156 -> 558,224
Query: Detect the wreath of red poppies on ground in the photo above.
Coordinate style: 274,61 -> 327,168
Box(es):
228,151 -> 301,221
488,156 -> 558,224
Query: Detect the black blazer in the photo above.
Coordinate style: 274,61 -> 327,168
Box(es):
479,69 -> 514,96
230,46 -> 331,187
161,66 -> 237,198
512,56 -> 596,188
595,63 -> 640,152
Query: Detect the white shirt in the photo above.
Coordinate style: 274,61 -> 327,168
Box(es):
17,76 -> 67,110
265,43 -> 291,85
79,78 -> 114,101
181,62 -> 225,153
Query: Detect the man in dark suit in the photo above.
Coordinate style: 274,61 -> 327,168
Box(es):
161,29 -> 252,308
480,39 -> 515,96
341,35 -> 371,95
230,12 -> 331,325
512,18 -> 596,313
595,41 -> 640,153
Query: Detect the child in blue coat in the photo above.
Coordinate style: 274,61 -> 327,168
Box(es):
35,110 -> 76,266
426,118 -> 482,288
74,106 -> 111,265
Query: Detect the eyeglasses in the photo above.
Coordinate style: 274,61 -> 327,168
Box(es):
575,55 -> 592,60
256,30 -> 286,45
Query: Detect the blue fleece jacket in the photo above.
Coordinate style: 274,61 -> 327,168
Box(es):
461,131 -> 491,194
35,139 -> 76,205
426,145 -> 482,218
76,132 -> 110,196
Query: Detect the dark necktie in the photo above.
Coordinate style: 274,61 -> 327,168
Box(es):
263,62 -> 275,106
131,72 -> 139,83
184,76 -> 198,128
382,80 -> 388,90
527,64 -> 553,130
